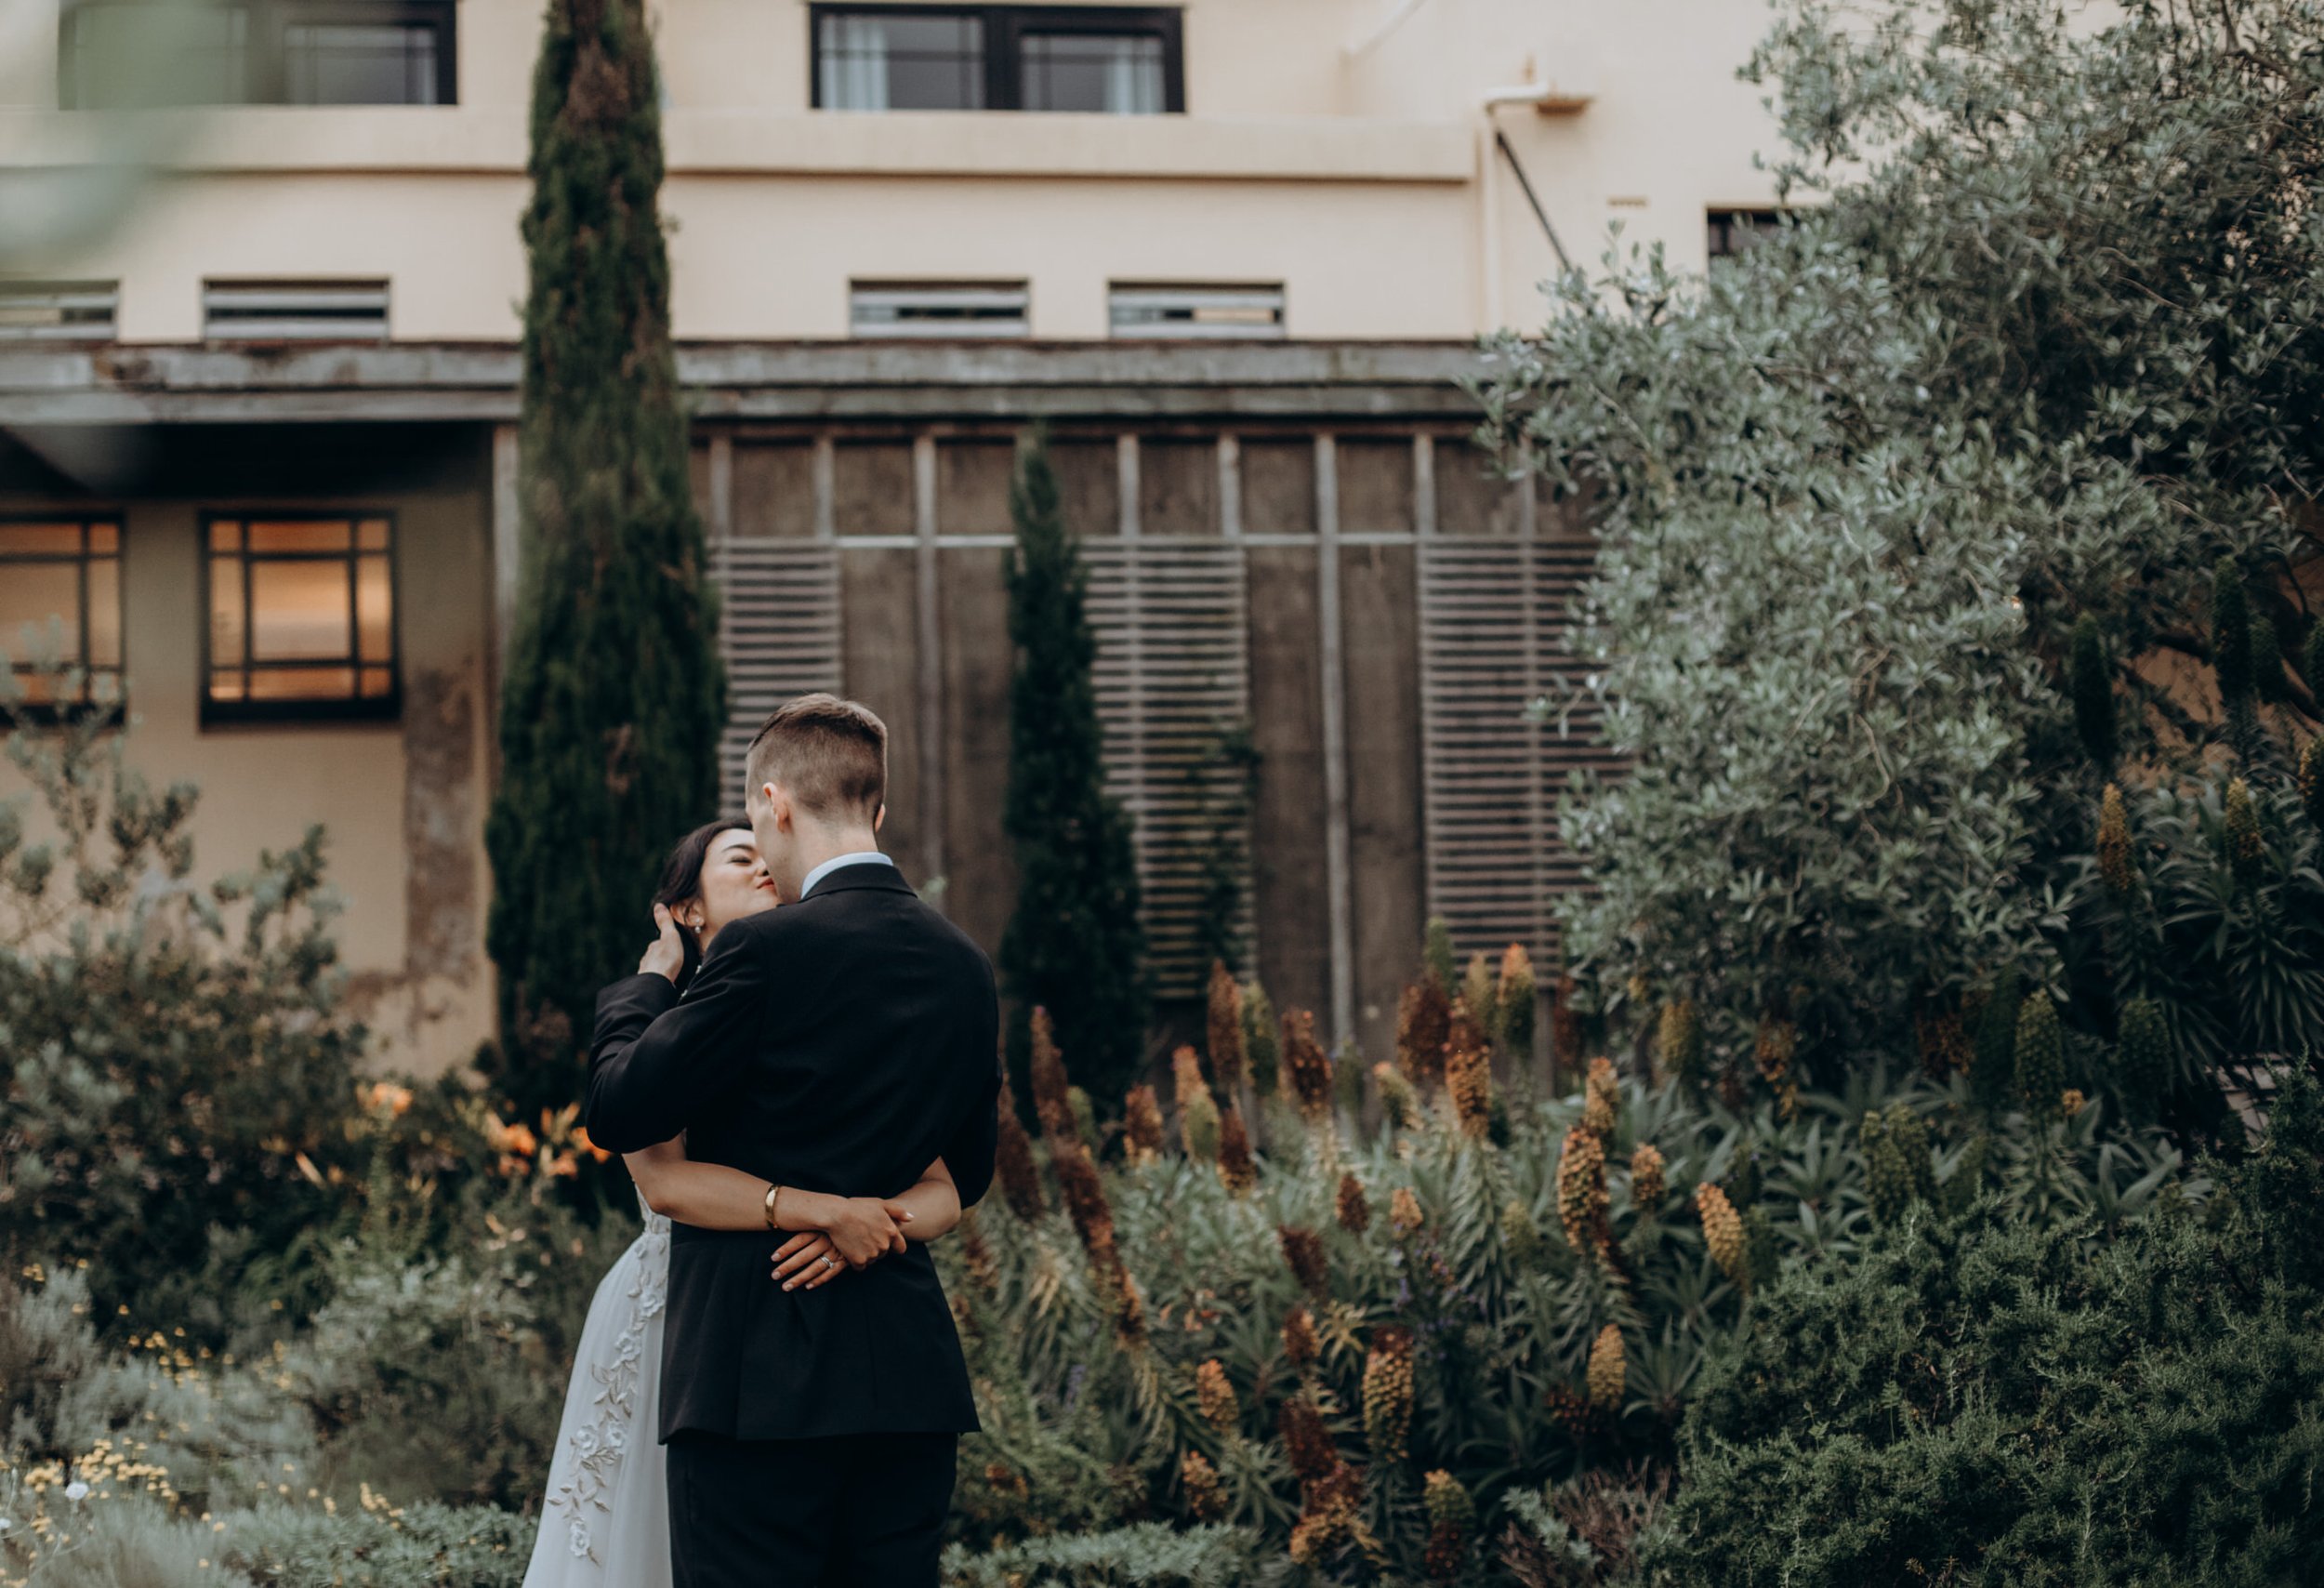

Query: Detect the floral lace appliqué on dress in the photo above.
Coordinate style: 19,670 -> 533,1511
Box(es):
525,1197 -> 671,1582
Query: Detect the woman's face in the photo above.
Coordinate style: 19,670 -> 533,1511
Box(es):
681,829 -> 778,947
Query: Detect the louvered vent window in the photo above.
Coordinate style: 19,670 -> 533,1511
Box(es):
1086,540 -> 1252,995
850,281 -> 1029,339
0,282 -> 118,342
1109,283 -> 1284,340
203,280 -> 389,342
1418,536 -> 1613,968
709,536 -> 844,794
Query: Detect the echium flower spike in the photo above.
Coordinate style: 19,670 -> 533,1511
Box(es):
1282,1009 -> 1335,1118
1696,1182 -> 1748,1291
2300,739 -> 2324,831
1556,1126 -> 1609,1265
1461,951 -> 1499,1047
2014,993 -> 2067,1123
1444,999 -> 1494,1140
2117,995 -> 2170,1123
2097,784 -> 2135,895
1206,960 -> 1247,1093
1421,1471 -> 1474,1585
1028,1007 -> 1076,1142
1335,1171 -> 1371,1233
1173,1045 -> 1221,1163
1586,1323 -> 1625,1410
1281,1304 -> 1320,1370
1396,978 -> 1452,1090
1122,1085 -> 1165,1164
1497,943 -> 1537,1056
993,1078 -> 1046,1222
1657,998 -> 1704,1084
1361,1327 -> 1416,1463
2225,776 -> 2266,881
1195,1358 -> 1238,1433
1242,978 -> 1281,1095
1630,1142 -> 1666,1211
1582,1056 -> 1618,1138
1373,1062 -> 1418,1129
1216,1105 -> 1257,1194
1278,1224 -> 1329,1298
1179,1449 -> 1224,1522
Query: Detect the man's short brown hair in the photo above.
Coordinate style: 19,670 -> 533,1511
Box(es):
746,695 -> 888,822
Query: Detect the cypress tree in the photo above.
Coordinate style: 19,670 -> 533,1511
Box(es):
999,427 -> 1147,1111
483,0 -> 721,1113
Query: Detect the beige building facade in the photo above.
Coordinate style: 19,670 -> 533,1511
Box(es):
0,0 -> 1783,1074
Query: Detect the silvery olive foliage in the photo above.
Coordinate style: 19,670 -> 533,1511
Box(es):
1472,0 -> 2324,1060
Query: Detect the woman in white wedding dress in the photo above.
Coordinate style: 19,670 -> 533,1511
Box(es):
521,819 -> 962,1588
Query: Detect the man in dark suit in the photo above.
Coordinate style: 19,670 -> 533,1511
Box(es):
586,694 -> 1000,1588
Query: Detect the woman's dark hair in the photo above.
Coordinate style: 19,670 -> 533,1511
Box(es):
653,817 -> 753,994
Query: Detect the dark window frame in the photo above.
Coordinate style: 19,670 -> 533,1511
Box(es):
1707,208 -> 1786,259
0,512 -> 125,724
58,0 -> 456,110
809,5 -> 1183,113
199,509 -> 403,728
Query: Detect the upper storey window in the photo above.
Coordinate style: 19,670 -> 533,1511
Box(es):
812,7 -> 1182,114
59,0 -> 455,109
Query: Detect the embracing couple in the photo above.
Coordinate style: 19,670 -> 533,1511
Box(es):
520,695 -> 1001,1588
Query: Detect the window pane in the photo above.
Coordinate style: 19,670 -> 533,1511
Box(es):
2,564 -> 81,662
283,20 -> 439,106
248,519 -> 352,553
357,554 -> 392,662
0,523 -> 86,555
249,561 -> 352,661
357,518 -> 390,551
209,520 -> 243,552
65,4 -> 249,109
210,559 -> 246,663
360,666 -> 395,698
86,559 -> 121,668
210,668 -> 247,701
819,13 -> 983,111
247,666 -> 358,700
88,522 -> 119,554
1020,32 -> 1164,114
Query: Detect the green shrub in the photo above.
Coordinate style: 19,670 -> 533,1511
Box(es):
1647,1074 -> 2324,1586
942,1524 -> 1274,1588
219,1501 -> 532,1588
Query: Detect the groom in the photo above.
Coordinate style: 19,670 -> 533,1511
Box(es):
586,695 -> 1000,1587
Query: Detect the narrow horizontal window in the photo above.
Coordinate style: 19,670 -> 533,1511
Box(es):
205,514 -> 398,723
58,0 -> 454,108
811,7 -> 1182,114
1707,208 -> 1785,259
0,517 -> 124,717
851,280 -> 1030,339
0,281 -> 118,343
203,280 -> 389,343
1110,283 -> 1285,341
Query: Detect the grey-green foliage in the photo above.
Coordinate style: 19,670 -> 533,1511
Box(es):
1648,1072 -> 2324,1586
1471,0 -> 2324,1052
944,1524 -> 1277,1588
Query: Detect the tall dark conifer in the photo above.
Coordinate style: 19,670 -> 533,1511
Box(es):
999,429 -> 1147,1111
484,0 -> 722,1111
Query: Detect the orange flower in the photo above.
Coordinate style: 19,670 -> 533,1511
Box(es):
572,1127 -> 613,1164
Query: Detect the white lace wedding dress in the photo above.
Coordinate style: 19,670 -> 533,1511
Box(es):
522,1195 -> 673,1588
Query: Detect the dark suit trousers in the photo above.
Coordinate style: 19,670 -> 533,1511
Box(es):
666,1430 -> 957,1588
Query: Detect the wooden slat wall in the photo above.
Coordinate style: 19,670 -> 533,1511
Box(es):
1085,539 -> 1253,998
1417,536 -> 1614,967
712,538 -> 844,801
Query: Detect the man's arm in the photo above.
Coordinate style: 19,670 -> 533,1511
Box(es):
942,981 -> 1003,1210
585,924 -> 772,1155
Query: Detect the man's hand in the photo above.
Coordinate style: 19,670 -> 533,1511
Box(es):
638,903 -> 685,984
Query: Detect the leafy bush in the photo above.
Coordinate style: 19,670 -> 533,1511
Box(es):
943,1024 -> 2192,1577
1471,0 -> 2324,1079
943,1524 -> 1275,1588
1647,1074 -> 2324,1586
220,1500 -> 533,1588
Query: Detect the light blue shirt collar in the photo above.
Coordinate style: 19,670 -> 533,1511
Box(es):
799,851 -> 894,899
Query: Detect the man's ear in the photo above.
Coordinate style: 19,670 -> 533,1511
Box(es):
873,802 -> 887,835
763,784 -> 794,833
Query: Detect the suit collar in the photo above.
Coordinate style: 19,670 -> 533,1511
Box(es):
800,859 -> 915,900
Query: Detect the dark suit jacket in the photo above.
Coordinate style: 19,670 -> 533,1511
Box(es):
586,861 -> 1000,1442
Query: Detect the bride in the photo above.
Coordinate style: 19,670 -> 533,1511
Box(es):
521,818 -> 961,1588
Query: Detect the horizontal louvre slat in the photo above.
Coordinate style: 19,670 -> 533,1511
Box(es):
1086,541 -> 1251,999
708,538 -> 843,798
1419,535 -> 1615,970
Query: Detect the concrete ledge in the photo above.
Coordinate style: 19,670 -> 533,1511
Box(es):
0,339 -> 1493,423
0,108 -> 1475,183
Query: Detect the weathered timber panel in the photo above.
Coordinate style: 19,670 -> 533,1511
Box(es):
1139,436 -> 1219,537
1341,541 -> 1425,1064
832,441 -> 915,536
937,440 -> 1016,536
1246,543 -> 1331,1025
733,442 -> 816,539
1240,437 -> 1316,536
1337,437 -> 1416,536
839,547 -> 928,880
939,546 -> 1018,952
